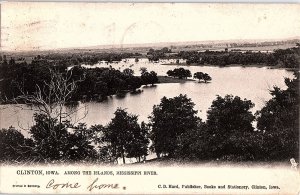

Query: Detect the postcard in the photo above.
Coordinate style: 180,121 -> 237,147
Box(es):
0,2 -> 299,194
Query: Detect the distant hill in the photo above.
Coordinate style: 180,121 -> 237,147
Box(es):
60,37 -> 300,50
2,37 -> 300,55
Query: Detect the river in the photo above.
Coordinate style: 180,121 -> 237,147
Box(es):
0,58 -> 294,134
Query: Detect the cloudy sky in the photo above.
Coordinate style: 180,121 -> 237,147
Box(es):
1,2 -> 300,51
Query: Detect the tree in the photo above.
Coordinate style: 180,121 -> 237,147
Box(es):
149,94 -> 199,157
148,48 -> 154,54
203,73 -> 212,83
148,71 -> 158,85
7,69 -> 97,163
205,95 -> 255,160
126,122 -> 150,162
148,55 -> 159,62
161,47 -> 171,53
166,68 -> 191,79
141,70 -> 158,86
140,67 -> 147,75
94,81 -> 109,98
29,114 -> 98,163
104,108 -> 149,164
0,127 -> 34,163
166,70 -> 175,78
256,72 -> 299,160
175,121 -> 206,160
123,68 -> 134,77
98,144 -> 116,164
9,58 -> 16,65
14,68 -> 84,124
68,123 -> 99,162
193,72 -> 204,82
126,76 -> 142,91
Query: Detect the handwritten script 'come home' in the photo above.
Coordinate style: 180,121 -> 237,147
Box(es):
46,178 -> 121,192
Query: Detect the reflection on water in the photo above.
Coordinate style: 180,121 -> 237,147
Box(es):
0,59 -> 294,134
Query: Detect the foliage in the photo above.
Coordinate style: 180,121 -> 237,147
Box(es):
103,108 -> 149,164
178,46 -> 300,68
126,76 -> 142,91
70,67 -> 143,100
193,72 -> 212,83
141,70 -> 158,86
0,127 -> 34,162
205,95 -> 255,159
29,113 -> 98,163
139,67 -> 148,74
126,122 -> 150,162
43,52 -> 138,65
202,74 -> 212,83
1,69 -> 98,163
149,94 -> 199,157
0,62 -> 145,103
98,144 -> 116,164
147,47 -> 172,61
273,48 -> 300,68
166,68 -> 191,79
123,68 -> 134,77
256,71 -> 299,160
1,49 -> 299,164
174,121 -> 207,160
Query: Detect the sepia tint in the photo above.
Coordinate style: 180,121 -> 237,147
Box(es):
0,2 -> 299,195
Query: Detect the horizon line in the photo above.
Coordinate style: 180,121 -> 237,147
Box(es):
2,36 -> 300,53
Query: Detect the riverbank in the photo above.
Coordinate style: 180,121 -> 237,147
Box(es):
0,77 -> 195,105
157,76 -> 196,83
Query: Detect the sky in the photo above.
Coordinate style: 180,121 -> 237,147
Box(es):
1,2 -> 300,51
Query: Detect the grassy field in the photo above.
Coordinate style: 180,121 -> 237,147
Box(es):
157,76 -> 196,83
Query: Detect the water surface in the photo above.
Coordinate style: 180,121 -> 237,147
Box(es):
0,59 -> 294,134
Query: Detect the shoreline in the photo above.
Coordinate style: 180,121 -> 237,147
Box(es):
0,77 -> 195,105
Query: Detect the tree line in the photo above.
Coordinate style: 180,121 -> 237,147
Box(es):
2,45 -> 299,68
166,67 -> 212,83
45,52 -> 141,65
167,68 -> 191,79
0,61 -> 158,103
0,71 -> 298,164
177,46 -> 300,68
147,47 -> 172,62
